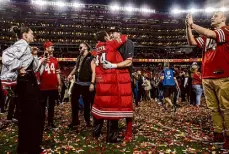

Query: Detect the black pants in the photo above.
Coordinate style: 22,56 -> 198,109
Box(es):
180,86 -> 187,102
93,119 -> 127,142
107,120 -> 119,142
6,86 -> 18,120
93,118 -> 118,142
0,81 -> 5,113
16,72 -> 43,154
93,118 -> 104,138
151,87 -> 158,99
41,90 -> 58,125
70,83 -> 94,125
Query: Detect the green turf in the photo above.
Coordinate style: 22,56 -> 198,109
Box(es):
0,102 -> 227,154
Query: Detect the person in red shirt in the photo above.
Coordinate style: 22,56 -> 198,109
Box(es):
190,64 -> 202,107
186,11 -> 229,148
40,41 -> 62,129
92,31 -> 133,143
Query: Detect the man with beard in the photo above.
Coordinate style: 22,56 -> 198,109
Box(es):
39,41 -> 62,129
68,42 -> 96,128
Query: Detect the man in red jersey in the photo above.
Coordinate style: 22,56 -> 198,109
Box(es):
92,31 -> 133,143
40,41 -> 62,129
186,11 -> 229,148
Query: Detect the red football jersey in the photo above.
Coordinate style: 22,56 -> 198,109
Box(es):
195,26 -> 229,79
40,56 -> 60,90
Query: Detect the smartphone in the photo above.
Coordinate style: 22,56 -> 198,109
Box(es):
44,53 -> 48,58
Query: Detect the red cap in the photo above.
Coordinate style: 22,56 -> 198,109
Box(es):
43,41 -> 54,49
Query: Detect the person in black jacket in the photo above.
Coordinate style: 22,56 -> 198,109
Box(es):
67,42 -> 96,128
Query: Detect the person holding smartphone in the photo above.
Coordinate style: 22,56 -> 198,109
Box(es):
39,41 -> 62,129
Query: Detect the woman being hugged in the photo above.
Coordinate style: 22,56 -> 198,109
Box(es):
1,25 -> 46,154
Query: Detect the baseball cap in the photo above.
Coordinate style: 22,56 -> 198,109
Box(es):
108,27 -> 121,33
43,41 -> 54,49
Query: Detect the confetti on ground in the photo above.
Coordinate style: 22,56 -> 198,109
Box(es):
0,100 -> 226,153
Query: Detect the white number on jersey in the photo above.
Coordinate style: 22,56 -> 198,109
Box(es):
95,53 -> 106,66
45,63 -> 55,74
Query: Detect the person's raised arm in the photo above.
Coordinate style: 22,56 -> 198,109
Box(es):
187,14 -> 216,39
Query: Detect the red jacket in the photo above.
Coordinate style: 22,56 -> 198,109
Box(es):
92,35 -> 133,120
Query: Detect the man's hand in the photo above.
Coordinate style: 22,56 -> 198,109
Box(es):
89,84 -> 95,92
186,14 -> 194,27
177,86 -> 181,92
31,46 -> 39,56
40,57 -> 48,65
67,74 -> 73,81
103,60 -> 117,69
19,67 -> 26,76
58,85 -> 62,93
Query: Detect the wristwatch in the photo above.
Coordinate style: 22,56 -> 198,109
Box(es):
91,82 -> 95,85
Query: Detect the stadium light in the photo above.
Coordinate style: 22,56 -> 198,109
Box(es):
109,3 -> 155,13
125,6 -> 134,12
189,8 -> 200,14
220,7 -> 227,12
140,5 -> 152,13
31,0 -> 85,8
171,8 -> 181,14
31,0 -> 47,6
110,4 -> 121,11
72,2 -> 82,8
205,7 -> 216,13
54,1 -> 66,7
141,8 -> 150,13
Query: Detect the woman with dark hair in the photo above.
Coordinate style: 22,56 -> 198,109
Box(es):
1,25 -> 46,154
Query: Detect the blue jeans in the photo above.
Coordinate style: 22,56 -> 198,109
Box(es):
192,85 -> 203,106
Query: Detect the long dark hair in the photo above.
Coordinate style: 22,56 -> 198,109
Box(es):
94,31 -> 107,42
11,25 -> 30,39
